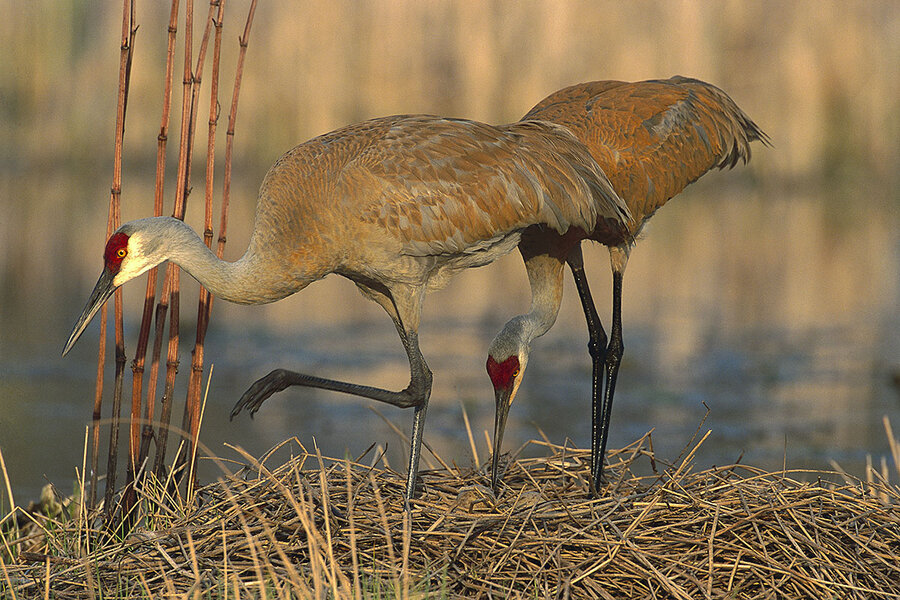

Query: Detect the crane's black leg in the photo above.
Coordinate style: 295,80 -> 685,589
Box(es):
230,329 -> 432,504
567,254 -> 609,496
595,270 -> 624,491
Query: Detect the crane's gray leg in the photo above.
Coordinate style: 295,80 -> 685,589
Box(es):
230,285 -> 432,504
230,364 -> 428,414
230,338 -> 432,503
567,248 -> 609,496
399,330 -> 432,503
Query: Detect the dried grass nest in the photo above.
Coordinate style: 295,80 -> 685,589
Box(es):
4,430 -> 900,599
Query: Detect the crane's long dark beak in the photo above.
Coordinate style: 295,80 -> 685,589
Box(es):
62,268 -> 117,356
491,384 -> 513,491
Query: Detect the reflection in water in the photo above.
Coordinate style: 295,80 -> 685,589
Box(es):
1,193 -> 898,502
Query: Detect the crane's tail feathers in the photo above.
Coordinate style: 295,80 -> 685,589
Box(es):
668,75 -> 772,169
714,110 -> 771,170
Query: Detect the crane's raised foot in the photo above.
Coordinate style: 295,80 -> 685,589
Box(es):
230,368 -> 297,420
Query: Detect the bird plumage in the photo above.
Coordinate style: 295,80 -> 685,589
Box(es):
488,77 -> 770,493
64,113 -> 630,502
523,76 -> 770,237
250,115 -> 628,275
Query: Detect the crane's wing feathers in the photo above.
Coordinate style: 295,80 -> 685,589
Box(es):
339,116 -> 627,257
523,76 -> 770,226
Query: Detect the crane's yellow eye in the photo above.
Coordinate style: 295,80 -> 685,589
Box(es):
116,248 -> 127,259
512,367 -> 520,377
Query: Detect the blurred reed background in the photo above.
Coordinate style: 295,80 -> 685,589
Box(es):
0,1 -> 898,500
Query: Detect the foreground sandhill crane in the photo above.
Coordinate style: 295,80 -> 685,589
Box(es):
487,76 -> 770,493
63,114 -> 631,502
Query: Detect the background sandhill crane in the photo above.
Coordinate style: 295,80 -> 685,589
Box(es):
487,76 -> 770,493
63,114 -> 630,502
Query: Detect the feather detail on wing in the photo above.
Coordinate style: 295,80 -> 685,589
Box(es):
341,116 -> 628,257
523,76 -> 770,226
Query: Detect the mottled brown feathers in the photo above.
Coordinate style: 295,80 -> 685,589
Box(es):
249,115 -> 629,282
523,76 -> 770,236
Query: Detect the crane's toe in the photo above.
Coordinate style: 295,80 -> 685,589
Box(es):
230,368 -> 294,420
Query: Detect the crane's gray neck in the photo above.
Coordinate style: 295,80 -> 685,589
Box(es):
489,254 -> 564,359
125,216 -> 306,305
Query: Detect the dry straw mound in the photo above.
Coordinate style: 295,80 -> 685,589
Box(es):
4,432 -> 900,599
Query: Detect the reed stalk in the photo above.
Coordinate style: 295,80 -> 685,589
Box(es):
79,0 -> 259,529
100,0 -> 137,522
135,0 -> 180,478
183,0 -> 228,495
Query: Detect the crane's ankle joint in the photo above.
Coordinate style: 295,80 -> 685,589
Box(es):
587,337 -> 608,360
605,339 -> 624,367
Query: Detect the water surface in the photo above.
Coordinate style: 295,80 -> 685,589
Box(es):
2,193 -> 897,502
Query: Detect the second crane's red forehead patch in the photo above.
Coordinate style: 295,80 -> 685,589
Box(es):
486,355 -> 520,390
104,232 -> 130,272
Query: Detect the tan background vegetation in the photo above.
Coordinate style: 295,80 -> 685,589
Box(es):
2,1 -> 897,339
0,0 -> 898,505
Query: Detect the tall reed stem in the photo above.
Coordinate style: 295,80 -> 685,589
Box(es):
99,0 -> 136,521
135,0 -> 180,477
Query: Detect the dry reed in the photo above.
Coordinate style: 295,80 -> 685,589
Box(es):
2,427 -> 898,599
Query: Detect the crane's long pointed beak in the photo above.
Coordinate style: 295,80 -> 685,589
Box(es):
491,385 -> 513,491
62,268 -> 117,356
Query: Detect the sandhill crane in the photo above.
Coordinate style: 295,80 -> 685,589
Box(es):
487,76 -> 770,493
63,114 -> 631,502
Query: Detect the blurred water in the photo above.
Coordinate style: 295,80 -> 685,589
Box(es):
3,0 -> 900,515
2,244 -> 898,503
3,0 -> 900,508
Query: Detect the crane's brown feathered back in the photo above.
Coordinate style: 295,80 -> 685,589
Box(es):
523,76 -> 770,236
247,115 -> 629,290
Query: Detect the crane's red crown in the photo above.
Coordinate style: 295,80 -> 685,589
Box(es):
486,355 -> 520,390
104,232 -> 130,273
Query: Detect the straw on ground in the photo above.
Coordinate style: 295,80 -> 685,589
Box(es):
2,429 -> 899,599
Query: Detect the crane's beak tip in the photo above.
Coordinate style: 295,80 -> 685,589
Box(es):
491,385 -> 513,491
62,331 -> 80,356
62,321 -> 90,357
61,268 -> 117,358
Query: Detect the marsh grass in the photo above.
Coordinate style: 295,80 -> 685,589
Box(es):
1,417 -> 898,599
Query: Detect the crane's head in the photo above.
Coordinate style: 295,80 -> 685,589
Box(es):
63,219 -> 171,356
486,331 -> 530,491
